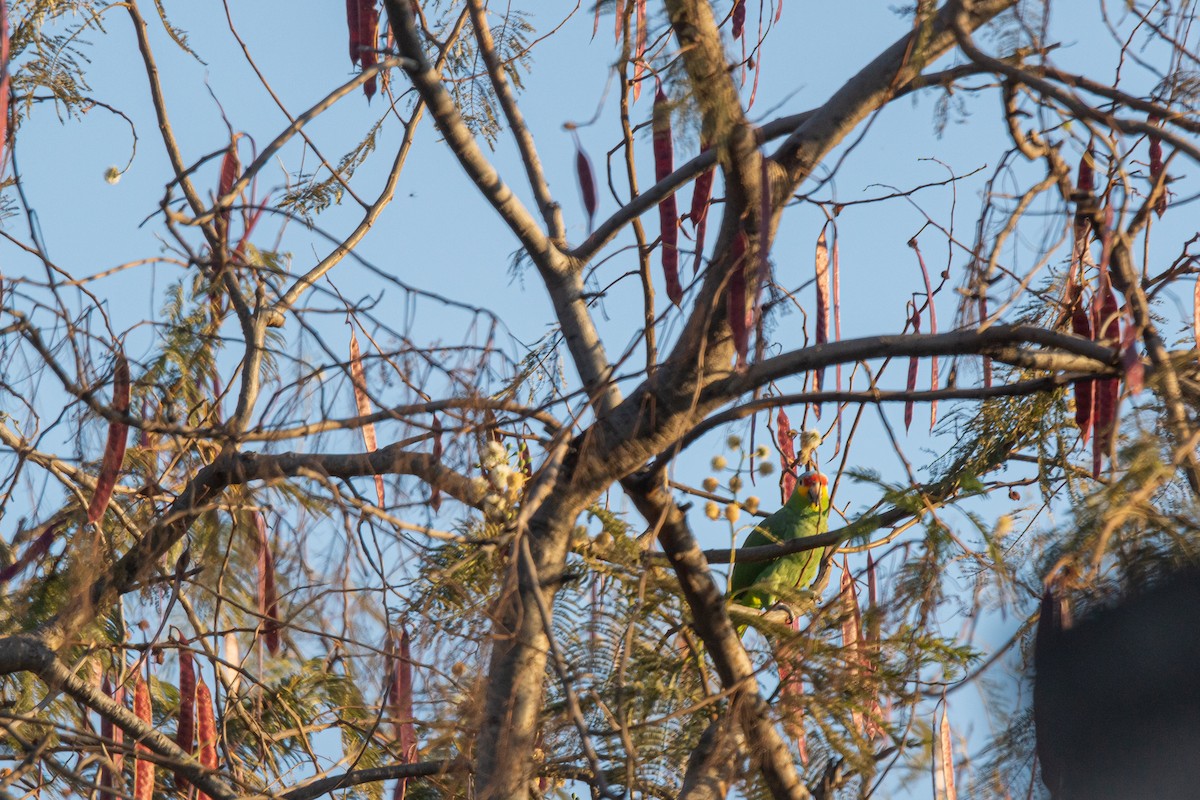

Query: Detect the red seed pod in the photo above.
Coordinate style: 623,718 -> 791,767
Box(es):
839,563 -> 865,735
1074,142 -> 1095,258
1070,289 -> 1094,445
831,232 -> 844,449
396,628 -> 417,759
217,136 -> 240,240
348,327 -> 387,509
0,0 -> 10,175
346,0 -> 362,65
613,0 -> 625,42
175,638 -> 195,791
691,143 -> 714,274
727,234 -> 751,367
1091,287 -> 1120,477
0,521 -> 61,583
358,0 -> 379,100
978,292 -> 992,388
814,227 -> 831,407
1148,115 -> 1166,216
1120,323 -> 1144,395
866,552 -> 880,644
133,676 -> 153,800
88,353 -> 131,524
653,87 -> 681,307
574,137 -> 598,233
905,304 -> 920,432
775,619 -> 808,764
430,416 -> 443,512
256,512 -> 281,656
732,0 -> 746,38
631,0 -> 647,101
100,677 -> 125,800
195,680 -> 218,800
776,407 -> 796,503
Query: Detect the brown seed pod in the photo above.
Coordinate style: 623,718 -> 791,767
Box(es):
430,416 -> 443,512
905,304 -> 920,432
175,638 -> 195,791
653,86 -> 681,306
100,677 -> 124,800
195,680 -> 218,800
133,677 -> 153,800
255,512 -> 281,656
87,353 -> 131,525
348,327 -> 387,508
574,136 -> 597,232
727,234 -> 751,367
732,0 -> 746,38
776,407 -> 795,503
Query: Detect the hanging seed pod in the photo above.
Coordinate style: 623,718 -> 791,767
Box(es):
1120,322 -> 1144,395
933,703 -> 957,800
978,293 -> 992,388
775,618 -> 808,764
727,234 -> 751,366
348,327 -> 387,508
385,626 -> 417,800
100,677 -> 125,800
195,680 -> 217,800
613,0 -> 625,42
814,227 -> 830,408
0,521 -> 61,583
840,563 -> 865,735
776,407 -> 796,503
175,638 -> 195,791
359,0 -> 380,100
1091,285 -> 1120,477
220,633 -> 241,696
756,159 -> 772,325
88,353 -> 131,525
909,238 -> 939,430
0,0 -> 10,175
255,512 -> 281,656
1149,115 -> 1166,217
573,135 -> 598,233
430,416 -> 443,512
732,0 -> 746,38
1069,286 -> 1094,445
690,142 -> 714,274
905,303 -> 920,432
631,0 -> 647,101
133,676 -> 153,800
346,0 -> 362,64
217,136 -> 240,242
653,86 -> 681,307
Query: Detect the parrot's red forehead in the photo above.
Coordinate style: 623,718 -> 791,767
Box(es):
801,472 -> 828,486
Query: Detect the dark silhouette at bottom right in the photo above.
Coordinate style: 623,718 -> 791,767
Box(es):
1034,570 -> 1200,799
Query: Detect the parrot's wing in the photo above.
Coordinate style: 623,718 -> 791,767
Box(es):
728,509 -> 793,602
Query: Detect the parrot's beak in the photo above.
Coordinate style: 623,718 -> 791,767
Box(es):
808,481 -> 822,507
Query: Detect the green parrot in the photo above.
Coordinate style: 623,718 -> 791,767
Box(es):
728,468 -> 831,615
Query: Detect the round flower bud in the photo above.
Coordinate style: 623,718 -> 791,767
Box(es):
702,476 -> 720,493
711,455 -> 728,470
754,445 -> 770,459
729,475 -> 743,492
727,435 -> 743,450
744,496 -> 760,515
705,501 -> 721,520
758,462 -> 775,476
725,503 -> 741,523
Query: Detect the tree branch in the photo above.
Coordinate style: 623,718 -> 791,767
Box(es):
624,468 -> 810,800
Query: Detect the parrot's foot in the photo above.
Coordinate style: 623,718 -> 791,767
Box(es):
768,602 -> 800,628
